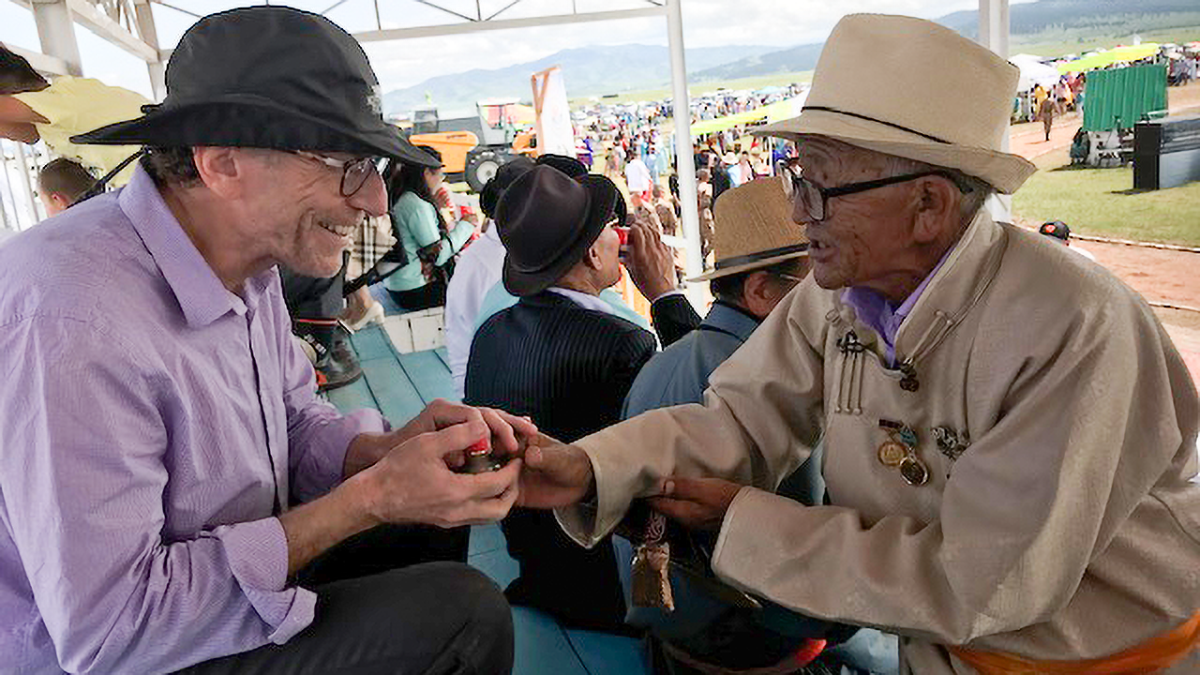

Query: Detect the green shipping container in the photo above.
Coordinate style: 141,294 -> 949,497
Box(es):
1082,64 -> 1168,132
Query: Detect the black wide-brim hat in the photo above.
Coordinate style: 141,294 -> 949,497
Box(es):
70,6 -> 438,168
496,166 -> 621,297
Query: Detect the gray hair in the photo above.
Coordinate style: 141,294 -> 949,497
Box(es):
881,154 -> 994,226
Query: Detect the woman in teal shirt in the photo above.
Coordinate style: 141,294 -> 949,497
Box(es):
383,147 -> 474,310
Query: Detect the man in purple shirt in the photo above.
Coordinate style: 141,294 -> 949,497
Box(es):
0,7 -> 530,674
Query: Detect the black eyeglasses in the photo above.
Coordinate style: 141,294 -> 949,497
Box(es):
291,151 -> 380,197
786,169 -> 971,222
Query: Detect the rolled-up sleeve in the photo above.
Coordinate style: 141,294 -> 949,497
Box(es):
0,317 -> 311,674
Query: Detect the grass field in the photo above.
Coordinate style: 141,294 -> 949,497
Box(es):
1013,24 -> 1200,58
1012,147 -> 1200,247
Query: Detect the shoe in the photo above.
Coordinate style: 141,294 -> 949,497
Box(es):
346,299 -> 385,332
294,320 -> 363,391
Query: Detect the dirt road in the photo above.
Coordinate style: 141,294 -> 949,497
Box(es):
1007,82 -> 1200,390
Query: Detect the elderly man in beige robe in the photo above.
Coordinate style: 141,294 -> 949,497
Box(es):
515,14 -> 1200,675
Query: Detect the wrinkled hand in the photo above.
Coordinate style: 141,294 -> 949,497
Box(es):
648,477 -> 744,532
623,216 -> 676,302
516,434 -> 595,509
363,420 -> 522,528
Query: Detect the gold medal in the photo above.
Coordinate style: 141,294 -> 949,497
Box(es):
899,456 -> 930,486
879,419 -> 930,487
877,440 -> 908,467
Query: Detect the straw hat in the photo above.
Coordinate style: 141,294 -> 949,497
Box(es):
756,14 -> 1036,194
690,176 -> 808,282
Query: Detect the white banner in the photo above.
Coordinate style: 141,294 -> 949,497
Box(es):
531,67 -> 575,157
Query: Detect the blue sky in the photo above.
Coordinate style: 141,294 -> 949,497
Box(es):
2,0 -> 1036,99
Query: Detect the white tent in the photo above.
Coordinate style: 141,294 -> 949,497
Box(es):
1011,53 -> 1061,91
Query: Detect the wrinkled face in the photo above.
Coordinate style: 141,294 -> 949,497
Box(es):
243,150 -> 387,277
592,222 -> 622,289
795,138 -> 922,295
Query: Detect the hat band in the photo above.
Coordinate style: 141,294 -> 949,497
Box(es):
802,106 -> 951,144
714,243 -> 809,271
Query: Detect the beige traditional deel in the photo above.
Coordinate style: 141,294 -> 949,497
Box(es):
756,14 -> 1037,194
558,209 -> 1200,674
690,176 -> 809,282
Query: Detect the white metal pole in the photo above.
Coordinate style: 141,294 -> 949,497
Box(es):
13,144 -> 39,227
0,142 -> 21,231
979,0 -> 1013,223
31,0 -> 84,77
134,1 -> 167,101
665,0 -> 703,279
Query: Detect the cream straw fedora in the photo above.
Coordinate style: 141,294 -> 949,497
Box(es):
756,14 -> 1036,194
690,176 -> 809,282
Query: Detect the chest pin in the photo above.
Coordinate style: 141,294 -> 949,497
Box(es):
878,419 -> 930,486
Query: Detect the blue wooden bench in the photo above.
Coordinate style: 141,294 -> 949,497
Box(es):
325,323 -> 649,675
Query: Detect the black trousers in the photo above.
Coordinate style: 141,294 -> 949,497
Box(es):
388,277 -> 447,312
179,525 -> 509,675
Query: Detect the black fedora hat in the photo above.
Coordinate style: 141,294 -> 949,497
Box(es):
479,156 -> 536,219
70,6 -> 437,168
496,166 -> 621,297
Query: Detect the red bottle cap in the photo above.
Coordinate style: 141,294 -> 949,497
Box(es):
614,226 -> 630,247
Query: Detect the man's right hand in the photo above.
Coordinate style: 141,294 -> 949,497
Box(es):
516,434 -> 596,509
359,420 -> 521,528
283,419 -> 524,576
623,216 -> 676,302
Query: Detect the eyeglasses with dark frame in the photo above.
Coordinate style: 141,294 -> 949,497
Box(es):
786,169 -> 973,223
290,150 -> 381,197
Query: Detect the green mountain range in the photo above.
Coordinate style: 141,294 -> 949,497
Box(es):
695,0 -> 1200,80
384,0 -> 1200,116
382,44 -> 775,117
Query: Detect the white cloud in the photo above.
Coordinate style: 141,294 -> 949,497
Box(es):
3,0 -> 1040,94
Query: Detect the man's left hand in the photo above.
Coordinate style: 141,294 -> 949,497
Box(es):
399,399 -> 538,460
346,400 -> 538,476
648,477 -> 744,532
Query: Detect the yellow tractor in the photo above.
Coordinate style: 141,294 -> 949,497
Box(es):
408,99 -> 536,192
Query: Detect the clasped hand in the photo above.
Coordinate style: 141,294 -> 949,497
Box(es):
516,436 -> 744,532
355,400 -> 537,528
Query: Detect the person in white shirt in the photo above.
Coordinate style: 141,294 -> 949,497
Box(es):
624,148 -> 653,201
445,157 -> 535,397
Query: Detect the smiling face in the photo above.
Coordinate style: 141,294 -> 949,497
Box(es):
794,137 -> 955,302
242,150 -> 388,278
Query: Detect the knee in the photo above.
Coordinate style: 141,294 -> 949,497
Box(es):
425,562 -> 514,674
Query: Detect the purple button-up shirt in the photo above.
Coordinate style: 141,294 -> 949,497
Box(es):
841,247 -> 954,366
0,166 -> 385,674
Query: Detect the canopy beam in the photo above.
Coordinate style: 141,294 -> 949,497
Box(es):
353,6 -> 665,42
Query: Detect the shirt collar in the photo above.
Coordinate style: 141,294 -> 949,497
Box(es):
840,240 -> 956,351
547,287 -> 616,316
119,165 -> 257,327
704,301 -> 761,342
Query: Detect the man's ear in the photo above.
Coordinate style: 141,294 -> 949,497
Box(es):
191,147 -> 246,199
583,240 -> 604,271
911,176 -> 959,245
49,193 -> 71,212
